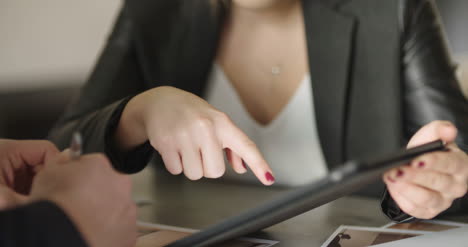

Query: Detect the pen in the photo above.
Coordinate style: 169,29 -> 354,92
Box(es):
69,132 -> 83,160
68,132 -> 155,208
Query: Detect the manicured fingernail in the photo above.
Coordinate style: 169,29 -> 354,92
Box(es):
265,172 -> 275,182
418,161 -> 425,168
387,176 -> 396,183
396,169 -> 404,178
242,161 -> 247,169
225,149 -> 232,163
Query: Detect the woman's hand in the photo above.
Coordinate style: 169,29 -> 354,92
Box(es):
116,86 -> 275,185
384,121 -> 468,219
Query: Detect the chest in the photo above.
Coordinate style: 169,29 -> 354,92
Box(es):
205,66 -> 329,186
136,0 -> 403,164
216,14 -> 309,126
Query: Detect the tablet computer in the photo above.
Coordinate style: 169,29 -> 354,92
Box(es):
166,140 -> 445,247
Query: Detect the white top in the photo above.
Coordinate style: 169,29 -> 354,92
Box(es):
205,64 -> 328,187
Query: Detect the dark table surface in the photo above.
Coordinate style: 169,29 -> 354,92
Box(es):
132,166 -> 397,247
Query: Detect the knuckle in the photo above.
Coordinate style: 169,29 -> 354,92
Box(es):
427,153 -> 440,165
243,138 -> 259,151
446,161 -> 460,174
418,192 -> 436,206
214,111 -> 230,123
38,140 -> 56,149
418,212 -> 434,220
441,200 -> 453,212
400,202 -> 417,216
245,158 -> 264,172
454,183 -> 467,198
206,166 -> 226,179
155,135 -> 173,147
427,173 -> 445,190
176,129 -> 190,140
425,208 -> 440,219
463,162 -> 468,176
193,116 -> 214,130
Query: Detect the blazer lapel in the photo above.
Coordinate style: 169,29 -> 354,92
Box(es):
128,0 -> 225,95
132,0 -> 356,169
302,0 -> 356,168
171,1 -> 226,97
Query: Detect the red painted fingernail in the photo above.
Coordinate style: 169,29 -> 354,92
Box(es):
225,149 -> 232,163
242,161 -> 247,169
396,169 -> 404,177
387,176 -> 396,183
418,161 -> 425,168
265,172 -> 275,182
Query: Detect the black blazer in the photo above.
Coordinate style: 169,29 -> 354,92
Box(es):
49,0 -> 468,220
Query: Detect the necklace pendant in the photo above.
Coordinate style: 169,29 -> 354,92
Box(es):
271,66 -> 281,76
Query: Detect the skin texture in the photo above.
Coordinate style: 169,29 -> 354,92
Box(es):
383,121 -> 468,219
114,0 -> 468,219
117,86 -> 274,184
0,139 -> 59,209
30,154 -> 137,247
115,0 -> 306,185
218,0 -> 308,125
0,140 -> 137,247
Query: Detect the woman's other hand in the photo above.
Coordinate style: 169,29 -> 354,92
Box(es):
384,121 -> 468,219
116,86 -> 275,185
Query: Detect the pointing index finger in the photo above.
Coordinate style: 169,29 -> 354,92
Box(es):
217,119 -> 275,186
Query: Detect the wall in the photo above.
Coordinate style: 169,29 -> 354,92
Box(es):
437,0 -> 468,96
0,0 -> 466,139
0,0 -> 121,92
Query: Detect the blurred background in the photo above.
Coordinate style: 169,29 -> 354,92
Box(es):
0,0 -> 467,140
0,0 -> 120,139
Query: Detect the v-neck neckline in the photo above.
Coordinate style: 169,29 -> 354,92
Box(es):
213,63 -> 310,132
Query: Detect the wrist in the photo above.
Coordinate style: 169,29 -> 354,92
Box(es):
115,94 -> 148,151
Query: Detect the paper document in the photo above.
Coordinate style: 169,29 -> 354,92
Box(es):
373,226 -> 468,247
322,220 -> 468,247
320,225 -> 427,247
382,219 -> 468,232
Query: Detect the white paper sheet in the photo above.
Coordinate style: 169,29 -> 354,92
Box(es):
372,226 -> 468,247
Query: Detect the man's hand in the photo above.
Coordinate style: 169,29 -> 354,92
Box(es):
0,139 -> 59,209
30,153 -> 137,247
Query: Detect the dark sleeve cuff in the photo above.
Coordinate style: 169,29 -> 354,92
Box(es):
0,201 -> 88,247
104,96 -> 154,174
381,189 -> 416,223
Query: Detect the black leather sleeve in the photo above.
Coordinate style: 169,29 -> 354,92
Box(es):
48,8 -> 153,174
402,0 -> 468,150
0,201 -> 87,247
382,0 -> 468,222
